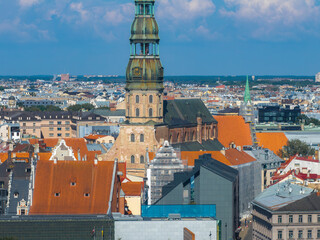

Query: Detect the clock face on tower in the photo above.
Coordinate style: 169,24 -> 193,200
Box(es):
133,67 -> 142,76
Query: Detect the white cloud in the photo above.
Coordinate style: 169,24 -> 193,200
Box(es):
157,0 -> 215,20
19,0 -> 41,7
221,0 -> 319,25
70,2 -> 89,22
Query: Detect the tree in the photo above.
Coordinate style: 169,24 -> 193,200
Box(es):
67,104 -> 94,112
296,114 -> 320,126
279,139 -> 315,158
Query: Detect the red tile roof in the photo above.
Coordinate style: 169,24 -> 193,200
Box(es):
256,132 -> 288,155
30,160 -> 120,215
214,116 -> 253,149
225,148 -> 256,166
122,182 -> 143,196
84,134 -> 107,140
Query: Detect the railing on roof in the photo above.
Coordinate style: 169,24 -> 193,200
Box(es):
141,204 -> 216,218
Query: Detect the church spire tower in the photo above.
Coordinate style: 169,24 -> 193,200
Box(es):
244,75 -> 251,104
125,0 -> 164,124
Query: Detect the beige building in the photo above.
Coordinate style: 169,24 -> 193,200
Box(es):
252,181 -> 319,240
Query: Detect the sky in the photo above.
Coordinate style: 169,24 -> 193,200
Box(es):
0,0 -> 320,76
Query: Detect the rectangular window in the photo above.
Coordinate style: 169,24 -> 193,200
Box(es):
57,121 -> 61,125
57,133 -> 62,137
23,123 -> 26,126
308,230 -> 312,239
49,121 -> 54,125
318,215 -> 320,223
65,133 -> 70,137
57,128 -> 62,131
65,127 -> 70,131
49,133 -> 54,137
317,229 -> 320,238
308,215 -> 312,223
33,123 -> 36,126
278,215 -> 282,223
65,121 -> 70,125
289,215 -> 293,223
299,215 -> 303,223
49,127 -> 54,131
278,230 -> 283,240
298,230 -> 303,239
33,129 -> 36,133
289,230 -> 293,239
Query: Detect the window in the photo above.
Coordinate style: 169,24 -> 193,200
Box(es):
70,182 -> 76,186
66,127 -> 70,131
84,193 -> 90,197
65,133 -> 70,137
278,215 -> 282,223
57,133 -> 62,137
277,231 -> 283,240
23,123 -> 26,126
318,215 -> 320,223
49,121 -> 54,125
136,108 -> 140,117
49,133 -> 54,137
317,229 -> 320,238
289,230 -> 293,239
140,155 -> 144,164
33,123 -> 36,126
55,193 -> 60,197
140,134 -> 144,142
57,121 -> 61,125
149,95 -> 153,103
131,155 -> 135,163
33,129 -> 36,133
289,215 -> 293,223
298,230 -> 303,239
308,215 -> 312,223
14,192 -> 19,198
65,121 -> 70,125
299,215 -> 303,223
136,95 -> 139,103
130,134 -> 135,142
149,108 -> 153,117
57,128 -> 62,131
308,230 -> 312,239
21,209 -> 25,215
49,127 -> 54,131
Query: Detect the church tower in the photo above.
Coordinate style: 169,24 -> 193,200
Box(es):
125,0 -> 164,124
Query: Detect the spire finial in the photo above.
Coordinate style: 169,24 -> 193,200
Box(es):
244,75 -> 251,104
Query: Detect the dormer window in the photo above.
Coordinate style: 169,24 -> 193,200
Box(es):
84,193 -> 90,197
14,192 -> 19,198
54,192 -> 60,197
70,182 -> 76,186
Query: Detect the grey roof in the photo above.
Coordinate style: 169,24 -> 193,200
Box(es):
86,144 -> 107,154
163,99 -> 217,128
172,139 -> 224,151
245,148 -> 285,165
8,177 -> 29,215
252,181 -> 313,211
277,193 -> 320,212
93,109 -> 125,117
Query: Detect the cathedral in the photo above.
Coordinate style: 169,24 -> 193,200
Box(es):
103,0 -> 221,177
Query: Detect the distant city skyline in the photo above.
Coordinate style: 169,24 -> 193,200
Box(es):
1,0 -> 320,75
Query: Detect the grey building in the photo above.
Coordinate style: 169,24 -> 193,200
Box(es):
252,180 -> 317,240
155,154 -> 239,240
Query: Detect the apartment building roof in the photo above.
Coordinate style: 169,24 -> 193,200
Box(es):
256,132 -> 288,155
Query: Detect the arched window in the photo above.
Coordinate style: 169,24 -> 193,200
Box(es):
136,108 -> 140,117
140,134 -> 144,142
140,155 -> 144,163
149,108 -> 153,117
149,95 -> 153,103
136,95 -> 139,103
130,134 -> 135,142
131,155 -> 135,163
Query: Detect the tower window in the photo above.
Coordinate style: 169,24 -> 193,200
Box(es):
136,108 -> 140,117
149,108 -> 153,117
131,155 -> 135,163
136,95 -> 139,103
149,95 -> 153,103
140,155 -> 145,164
131,134 -> 135,142
140,134 -> 144,142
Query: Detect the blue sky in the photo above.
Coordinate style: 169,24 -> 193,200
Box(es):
0,0 -> 320,76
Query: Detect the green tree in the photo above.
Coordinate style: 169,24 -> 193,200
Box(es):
296,114 -> 320,126
67,103 -> 94,112
279,139 -> 315,158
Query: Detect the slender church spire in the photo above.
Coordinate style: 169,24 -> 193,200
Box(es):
244,75 -> 251,104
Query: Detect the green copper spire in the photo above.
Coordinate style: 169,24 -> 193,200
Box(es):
244,75 -> 251,103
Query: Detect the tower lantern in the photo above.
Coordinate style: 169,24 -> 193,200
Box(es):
126,0 -> 164,124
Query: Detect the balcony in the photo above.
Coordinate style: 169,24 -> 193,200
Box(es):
141,204 -> 216,218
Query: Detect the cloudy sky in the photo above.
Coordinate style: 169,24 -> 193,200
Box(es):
0,0 -> 320,75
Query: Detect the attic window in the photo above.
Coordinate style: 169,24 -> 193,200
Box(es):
54,193 -> 60,197
70,182 -> 76,186
14,192 -> 19,198
6,168 -> 11,173
84,193 -> 90,197
25,168 -> 31,173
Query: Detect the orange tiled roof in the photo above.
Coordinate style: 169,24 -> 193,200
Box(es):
0,153 -> 8,163
181,151 -> 231,166
30,138 -> 99,161
214,116 -> 253,149
30,160 -> 120,215
256,132 -> 288,155
38,152 -> 52,161
225,148 -> 256,166
122,182 -> 143,196
84,134 -> 107,140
